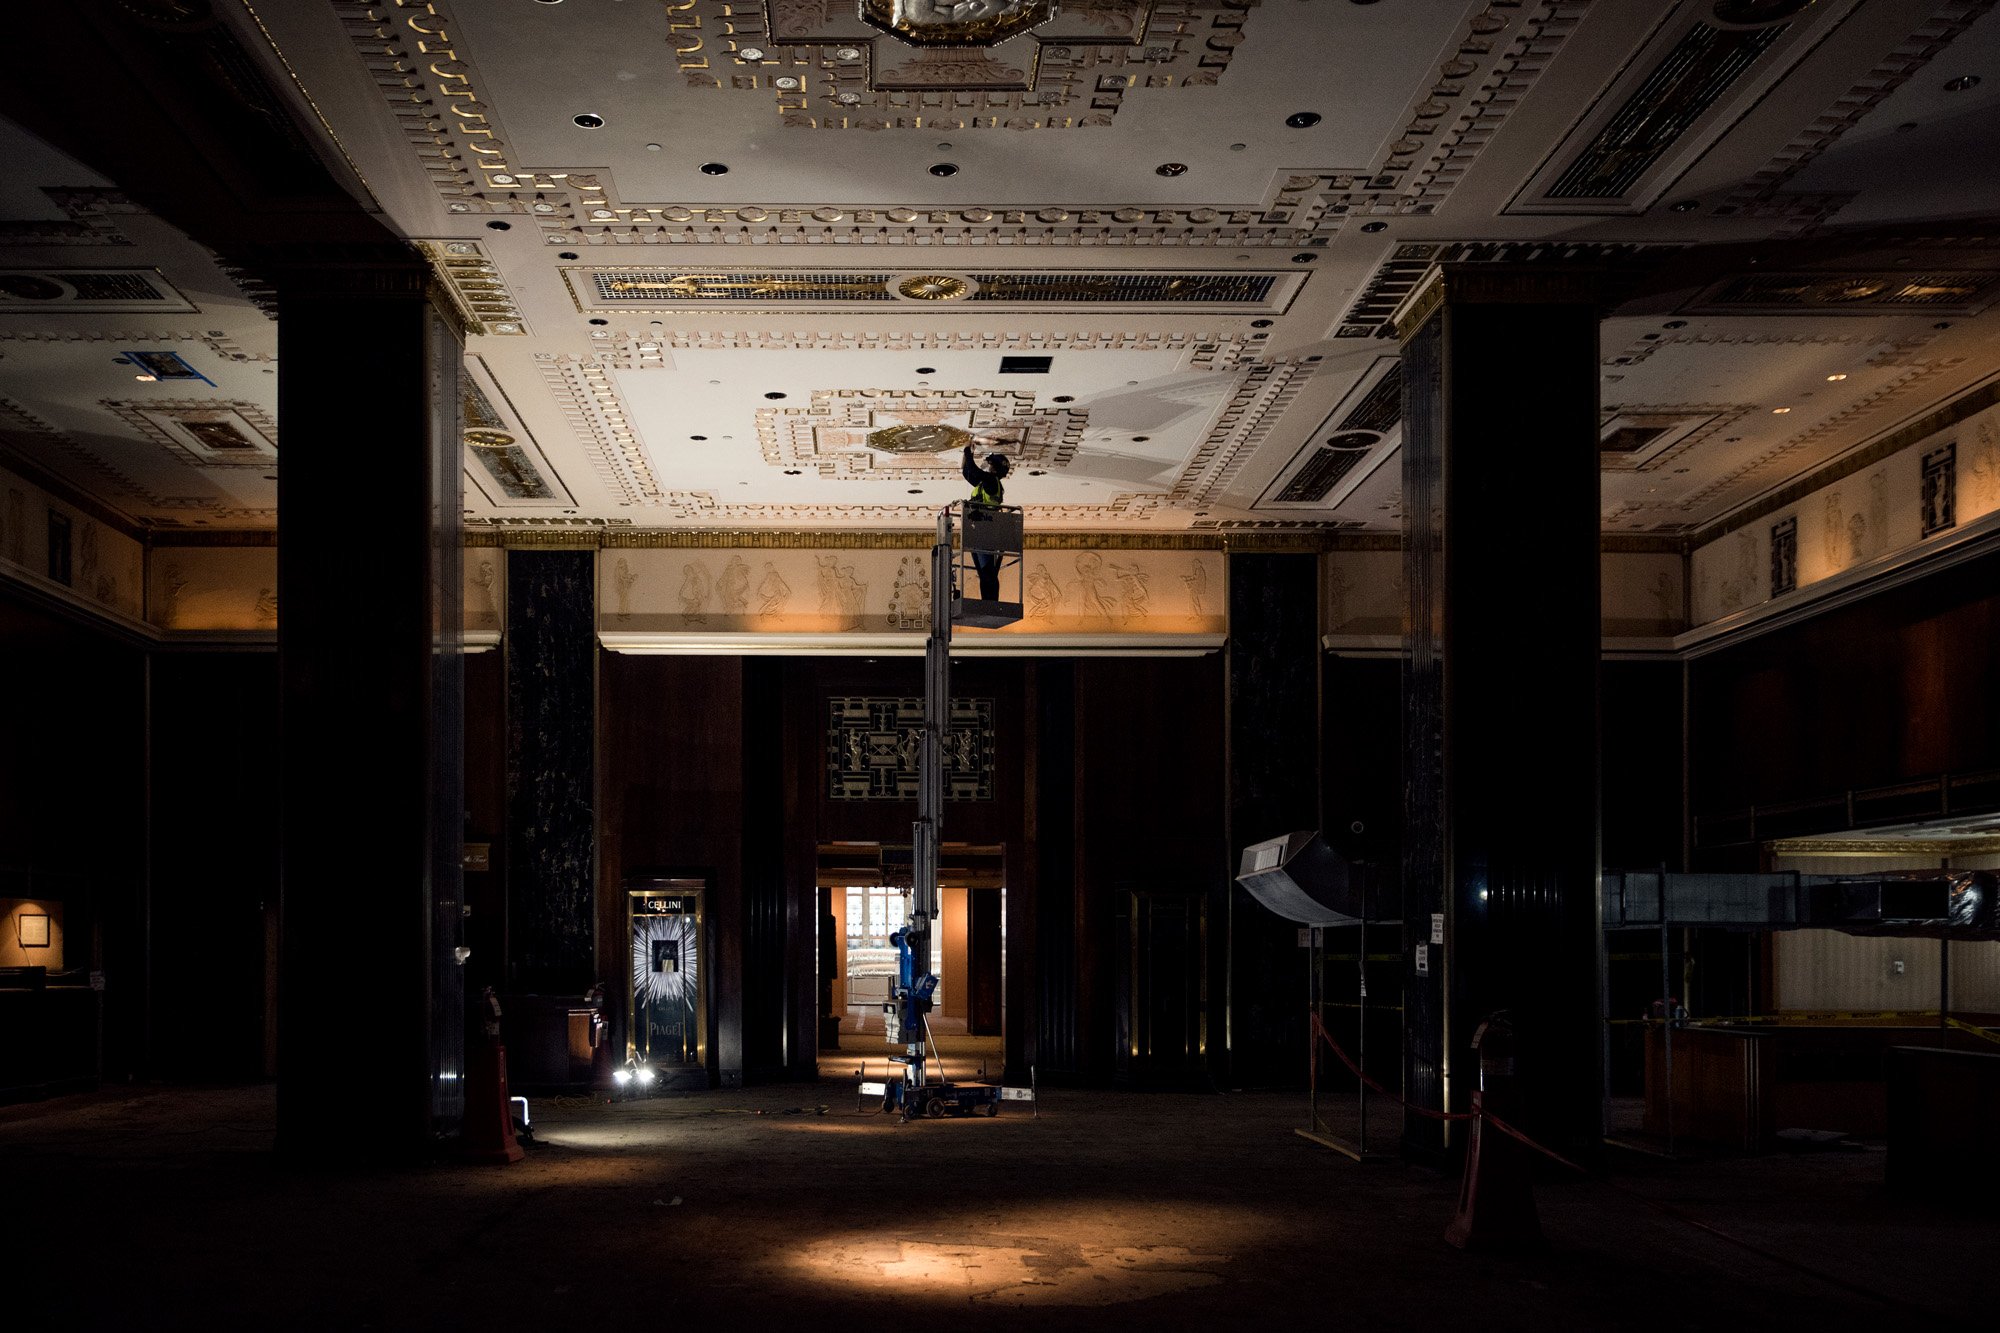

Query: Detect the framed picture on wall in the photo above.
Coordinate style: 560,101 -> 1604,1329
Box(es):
19,913 -> 50,947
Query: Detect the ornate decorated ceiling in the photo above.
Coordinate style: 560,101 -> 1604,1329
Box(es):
1,0 -> 1998,538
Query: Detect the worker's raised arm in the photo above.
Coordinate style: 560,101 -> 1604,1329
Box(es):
961,444 -> 984,489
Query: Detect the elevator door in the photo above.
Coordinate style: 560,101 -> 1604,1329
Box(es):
629,885 -> 705,1067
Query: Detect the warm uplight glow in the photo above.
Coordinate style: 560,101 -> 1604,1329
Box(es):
1826,373 -> 1848,381
1772,407 -> 1792,414
134,374 -> 156,382
787,1202 -> 1272,1307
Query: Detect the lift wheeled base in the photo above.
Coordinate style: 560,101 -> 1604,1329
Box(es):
883,1075 -> 1002,1120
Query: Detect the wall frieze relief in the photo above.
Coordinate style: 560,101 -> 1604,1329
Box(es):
651,491 -> 1174,523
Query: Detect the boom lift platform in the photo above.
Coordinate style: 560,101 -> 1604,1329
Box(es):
878,502 -> 1024,1121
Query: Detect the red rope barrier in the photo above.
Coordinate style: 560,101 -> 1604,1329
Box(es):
1307,1013 -> 1929,1314
1309,1011 -> 1476,1122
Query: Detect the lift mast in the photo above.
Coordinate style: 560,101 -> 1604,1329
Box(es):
888,501 -> 1021,1116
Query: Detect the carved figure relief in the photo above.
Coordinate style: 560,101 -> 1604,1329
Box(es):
78,521 -> 99,582
1822,491 -> 1844,571
1648,570 -> 1677,625
613,557 -> 638,620
255,587 -> 278,628
1866,469 -> 1888,557
472,559 -> 499,620
1967,416 -> 2000,513
1025,563 -> 1061,618
758,560 -> 793,614
1066,551 -> 1116,624
1109,560 -> 1151,623
1847,512 -> 1868,565
718,555 -> 752,615
159,562 -> 189,627
678,561 -> 713,624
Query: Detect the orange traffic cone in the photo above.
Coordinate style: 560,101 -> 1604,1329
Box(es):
462,1039 -> 525,1165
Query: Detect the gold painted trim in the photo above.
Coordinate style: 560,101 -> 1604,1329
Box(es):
1771,836 -> 2000,856
465,528 -> 1319,552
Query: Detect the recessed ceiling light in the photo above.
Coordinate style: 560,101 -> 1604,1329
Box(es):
134,374 -> 156,382
1772,406 -> 1791,414
1052,395 -> 1073,403
916,366 -> 936,374
835,47 -> 862,60
1663,320 -> 1687,329
573,113 -> 604,129
1944,75 -> 1981,92
559,251 -> 579,260
645,143 -> 662,152
784,469 -> 802,475
1826,373 -> 1847,381
1285,112 -> 1321,128
1291,252 -> 1318,263
1156,163 -> 1188,177
1251,319 -> 1273,328
1359,221 -> 1387,233
1028,470 -> 1045,476
738,47 -> 766,61
690,435 -> 706,440
764,391 -> 787,399
486,220 -> 511,230
774,77 -> 800,90
929,163 -> 958,177
700,162 -> 729,175
1229,143 -> 1247,151
588,318 -> 607,326
1671,200 -> 1699,212
907,489 -> 923,495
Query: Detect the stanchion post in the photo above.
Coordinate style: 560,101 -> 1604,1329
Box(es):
1661,918 -> 1675,1156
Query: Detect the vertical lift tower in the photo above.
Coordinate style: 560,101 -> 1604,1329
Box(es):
884,501 -> 1023,1119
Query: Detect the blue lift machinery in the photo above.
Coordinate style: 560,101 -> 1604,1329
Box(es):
879,501 -> 1023,1120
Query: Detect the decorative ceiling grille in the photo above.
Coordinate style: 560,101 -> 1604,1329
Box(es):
582,270 -> 1278,306
1546,22 -> 1787,200
828,697 -> 994,801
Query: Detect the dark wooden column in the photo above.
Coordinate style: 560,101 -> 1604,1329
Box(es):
505,550 -> 597,996
1397,265 -> 1604,1163
1226,551 -> 1321,1087
277,258 -> 465,1159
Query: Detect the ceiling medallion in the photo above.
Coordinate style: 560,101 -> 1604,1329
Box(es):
867,423 -> 974,454
897,273 -> 971,301
860,0 -> 1059,48
466,429 -> 517,449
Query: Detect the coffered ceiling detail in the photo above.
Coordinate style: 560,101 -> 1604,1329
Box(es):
758,387 -> 1084,479
7,0 -> 2000,547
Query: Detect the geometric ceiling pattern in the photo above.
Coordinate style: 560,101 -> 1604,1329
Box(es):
2,0 -> 1999,540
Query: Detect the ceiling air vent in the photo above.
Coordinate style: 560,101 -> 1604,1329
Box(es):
998,356 -> 1052,374
0,268 -> 195,312
1275,432 -> 1378,504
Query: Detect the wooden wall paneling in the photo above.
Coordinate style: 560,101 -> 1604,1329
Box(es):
148,651 -> 278,1082
600,653 -> 748,1085
1691,549 -> 2000,822
0,592 -> 147,1079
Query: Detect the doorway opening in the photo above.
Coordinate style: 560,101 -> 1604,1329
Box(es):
816,843 -> 1004,1078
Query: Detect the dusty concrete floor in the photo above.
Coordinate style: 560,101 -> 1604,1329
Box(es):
4,1079 -> 1994,1331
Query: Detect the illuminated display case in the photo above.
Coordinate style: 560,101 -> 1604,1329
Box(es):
627,881 -> 706,1070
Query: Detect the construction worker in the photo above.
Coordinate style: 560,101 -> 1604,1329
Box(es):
961,443 -> 1011,600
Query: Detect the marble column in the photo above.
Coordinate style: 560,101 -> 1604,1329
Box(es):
1396,265 -> 1604,1163
505,550 -> 597,995
276,257 -> 465,1158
